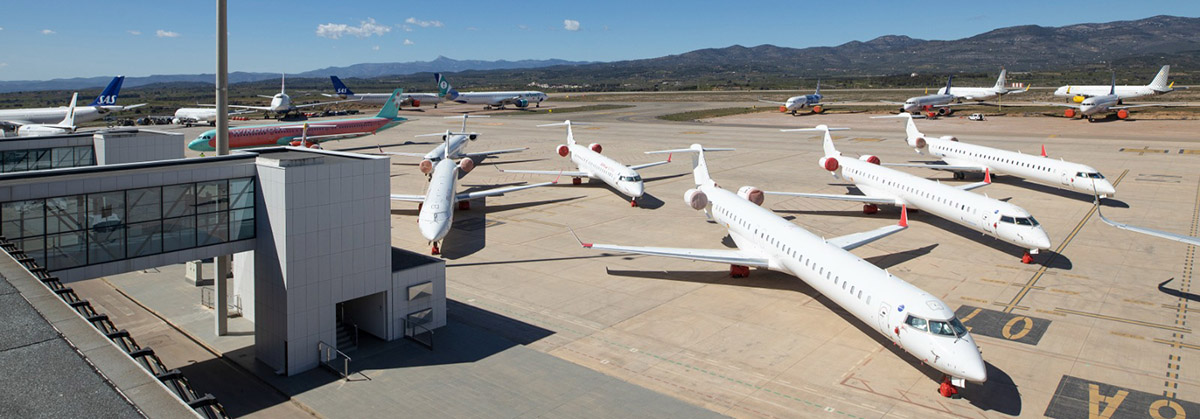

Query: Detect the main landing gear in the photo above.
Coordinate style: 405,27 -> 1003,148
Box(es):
730,265 -> 750,278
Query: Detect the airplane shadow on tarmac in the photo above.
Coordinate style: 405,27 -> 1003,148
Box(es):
1159,278 -> 1200,302
439,196 -> 584,260
603,256 -> 1021,415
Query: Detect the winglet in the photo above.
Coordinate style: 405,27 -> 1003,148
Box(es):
552,170 -> 563,185
899,205 -> 909,228
1040,145 -> 1047,157
984,168 -> 992,184
567,227 -> 592,248
667,153 -> 673,163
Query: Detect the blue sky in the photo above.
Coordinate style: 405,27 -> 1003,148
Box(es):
0,1 -> 1196,81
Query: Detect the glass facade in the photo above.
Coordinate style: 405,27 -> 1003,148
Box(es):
1,146 -> 94,173
0,177 -> 255,271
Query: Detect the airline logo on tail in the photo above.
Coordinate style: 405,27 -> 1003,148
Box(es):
330,76 -> 354,96
88,76 -> 125,107
434,73 -> 459,100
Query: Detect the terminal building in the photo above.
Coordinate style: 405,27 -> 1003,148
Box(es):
0,130 -> 446,415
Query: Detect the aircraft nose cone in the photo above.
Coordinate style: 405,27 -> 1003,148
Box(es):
1097,181 -> 1117,196
628,182 -> 645,198
188,137 -> 213,151
418,219 -> 445,242
962,357 -> 988,383
1031,228 -> 1052,250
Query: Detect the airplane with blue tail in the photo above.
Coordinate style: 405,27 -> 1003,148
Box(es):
0,76 -> 146,129
324,76 -> 446,108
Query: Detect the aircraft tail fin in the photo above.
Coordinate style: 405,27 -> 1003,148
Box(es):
435,73 -> 459,100
995,68 -> 1007,90
331,76 -> 354,96
56,93 -> 79,127
944,75 -> 954,95
281,73 -> 286,94
870,113 -> 924,145
1149,65 -> 1171,91
1109,71 -> 1117,95
814,79 -> 821,95
376,89 -> 403,119
781,125 -> 849,157
87,76 -> 124,107
536,120 -> 578,145
644,145 -> 735,187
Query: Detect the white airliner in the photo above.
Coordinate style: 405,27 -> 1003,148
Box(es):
883,76 -> 966,116
378,115 -> 527,175
435,73 -> 547,110
390,134 -> 557,255
767,125 -> 1052,263
498,120 -> 676,207
758,80 -> 831,115
936,68 -> 1028,102
0,76 -> 145,129
16,93 -> 78,137
216,74 -> 357,118
877,113 -> 1116,198
571,144 -> 987,394
1054,65 -> 1185,102
323,76 -> 445,109
1040,73 -> 1172,121
172,107 -> 255,127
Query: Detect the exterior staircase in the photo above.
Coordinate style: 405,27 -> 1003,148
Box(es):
336,322 -> 357,354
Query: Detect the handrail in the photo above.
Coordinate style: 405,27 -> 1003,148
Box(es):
317,340 -> 351,379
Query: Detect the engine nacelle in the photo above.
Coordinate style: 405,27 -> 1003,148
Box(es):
289,140 -> 303,147
819,156 -> 839,172
737,186 -> 765,206
779,106 -> 788,113
172,118 -> 182,125
516,99 -> 529,108
908,136 -> 928,150
1116,109 -> 1129,119
468,133 -> 478,140
940,135 -> 959,142
926,111 -> 938,119
1073,95 -> 1086,103
811,105 -> 824,114
419,159 -> 434,174
589,143 -> 602,153
937,107 -> 953,116
411,99 -> 421,108
458,158 -> 475,173
859,155 -> 881,165
1064,109 -> 1076,118
556,144 -> 570,157
683,188 -> 708,210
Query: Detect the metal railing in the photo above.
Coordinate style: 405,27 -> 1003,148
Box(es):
318,340 -> 352,380
199,287 -> 241,317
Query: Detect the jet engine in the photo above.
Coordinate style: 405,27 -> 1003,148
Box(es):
779,106 -> 789,113
458,158 -> 476,173
908,136 -> 928,151
411,99 -> 421,108
1073,95 -> 1086,103
937,107 -> 953,116
1063,109 -> 1076,118
589,143 -> 602,153
812,105 -> 824,114
1116,109 -> 1129,119
940,135 -> 959,142
859,155 -> 881,165
737,186 -> 765,206
419,160 -> 434,174
557,144 -> 570,157
684,188 -> 708,210
819,156 -> 839,172
515,99 -> 529,108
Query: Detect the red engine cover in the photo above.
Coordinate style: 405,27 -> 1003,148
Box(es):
861,155 -> 881,165
458,158 -> 475,173
411,99 -> 421,107
557,144 -> 570,157
779,106 -> 788,113
589,143 -> 602,153
812,105 -> 823,114
419,160 -> 434,174
1064,109 -> 1076,118
1116,109 -> 1129,119
820,157 -> 839,172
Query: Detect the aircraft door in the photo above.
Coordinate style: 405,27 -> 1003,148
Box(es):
1061,171 -> 1073,187
878,303 -> 892,337
982,211 -> 996,234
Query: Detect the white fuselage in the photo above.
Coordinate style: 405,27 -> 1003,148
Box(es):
453,91 -> 547,107
703,181 -> 987,384
925,138 -> 1116,197
836,157 -> 1052,252
937,87 -> 1002,102
424,134 -> 473,161
1053,85 -> 1162,100
1077,94 -> 1121,117
902,94 -> 955,113
784,93 -> 822,111
566,144 -> 644,199
174,108 -> 219,126
265,94 -> 291,113
418,158 -> 460,242
0,106 -> 106,125
341,92 -> 444,106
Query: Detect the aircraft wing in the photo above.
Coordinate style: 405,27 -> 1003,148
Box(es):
765,191 -> 896,205
1099,206 -> 1200,246
0,120 -> 33,129
879,100 -> 906,105
757,99 -> 786,106
454,181 -> 556,202
827,206 -> 909,251
956,181 -> 990,192
463,147 -> 529,158
219,104 -> 275,111
1110,103 -> 1174,110
627,159 -> 671,171
570,229 -> 772,268
390,194 -> 427,202
883,162 -> 986,172
498,168 -> 590,177
379,151 -> 429,158
302,133 -> 371,143
1035,102 -> 1080,109
291,98 -> 362,109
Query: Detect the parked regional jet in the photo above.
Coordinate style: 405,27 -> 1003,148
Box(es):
172,107 -> 255,127
877,113 -> 1116,198
1054,65 -> 1185,102
377,115 -> 527,175
0,76 -> 145,128
1040,73 -> 1172,121
216,74 -> 357,118
16,93 -> 78,137
937,68 -> 1027,102
498,120 -> 675,206
435,73 -> 547,109
571,144 -> 987,395
188,89 -> 406,151
758,80 -> 832,115
323,76 -> 445,109
391,133 -> 557,255
883,76 -> 966,116
767,125 -> 1051,263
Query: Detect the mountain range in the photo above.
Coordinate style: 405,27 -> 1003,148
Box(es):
2,15 -> 1198,93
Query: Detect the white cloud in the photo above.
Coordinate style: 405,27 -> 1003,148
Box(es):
156,29 -> 180,38
466,26 -> 480,32
372,45 -> 380,51
0,63 -> 7,68
404,17 -> 443,28
0,27 -> 4,31
128,30 -> 142,36
400,25 -> 414,32
41,29 -> 55,35
517,24 -> 530,31
563,19 -> 580,31
316,17 -> 390,39
403,39 -> 415,46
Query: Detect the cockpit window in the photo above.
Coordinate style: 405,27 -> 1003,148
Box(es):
949,318 -> 968,336
928,320 -> 956,336
1076,172 -> 1105,179
1000,216 -> 1039,226
619,175 -> 642,182
904,315 -> 928,332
